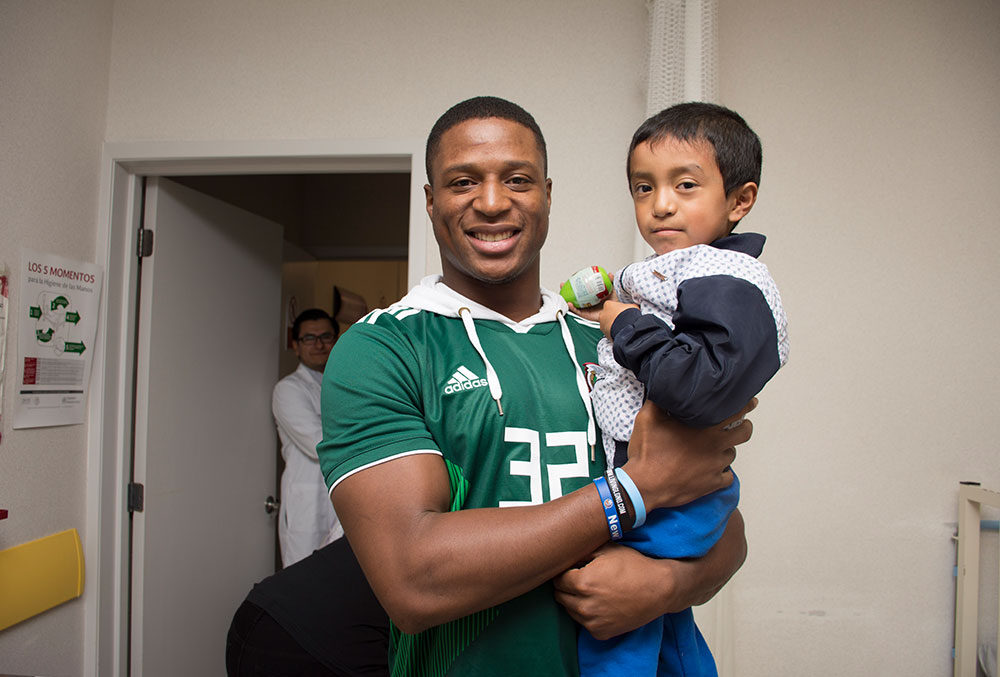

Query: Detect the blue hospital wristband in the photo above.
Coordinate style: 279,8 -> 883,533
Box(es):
614,468 -> 646,529
593,475 -> 623,541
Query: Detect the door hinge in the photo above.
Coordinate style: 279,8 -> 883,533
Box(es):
128,482 -> 145,513
137,228 -> 154,258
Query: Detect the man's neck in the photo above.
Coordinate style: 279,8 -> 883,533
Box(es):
441,269 -> 543,323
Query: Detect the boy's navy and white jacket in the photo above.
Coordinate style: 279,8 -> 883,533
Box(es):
591,231 -> 789,454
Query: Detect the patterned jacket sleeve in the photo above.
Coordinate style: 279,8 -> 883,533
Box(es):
610,274 -> 784,428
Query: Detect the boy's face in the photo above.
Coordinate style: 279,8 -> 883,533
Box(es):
629,137 -> 753,255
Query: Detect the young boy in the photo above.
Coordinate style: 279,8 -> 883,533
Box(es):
578,103 -> 789,676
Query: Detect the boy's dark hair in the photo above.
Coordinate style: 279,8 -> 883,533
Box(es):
425,96 -> 547,184
292,308 -> 338,341
627,102 -> 762,196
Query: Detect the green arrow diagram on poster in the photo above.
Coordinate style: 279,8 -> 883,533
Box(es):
14,248 -> 103,429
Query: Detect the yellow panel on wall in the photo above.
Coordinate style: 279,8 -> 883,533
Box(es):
0,528 -> 84,631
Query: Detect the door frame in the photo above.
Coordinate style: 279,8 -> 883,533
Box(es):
84,138 -> 427,676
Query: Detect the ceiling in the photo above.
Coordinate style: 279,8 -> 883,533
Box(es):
172,173 -> 410,261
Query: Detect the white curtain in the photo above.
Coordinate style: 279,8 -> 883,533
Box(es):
636,0 -> 720,261
639,2 -> 732,672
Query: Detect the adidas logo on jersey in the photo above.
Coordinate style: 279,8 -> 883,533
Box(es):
444,366 -> 488,395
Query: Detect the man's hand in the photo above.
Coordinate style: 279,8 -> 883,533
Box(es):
553,511 -> 747,639
625,399 -> 755,510
553,544 -> 667,639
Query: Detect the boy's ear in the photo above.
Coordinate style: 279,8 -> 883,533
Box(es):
728,182 -> 758,224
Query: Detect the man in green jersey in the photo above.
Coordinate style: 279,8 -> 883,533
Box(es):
318,96 -> 752,676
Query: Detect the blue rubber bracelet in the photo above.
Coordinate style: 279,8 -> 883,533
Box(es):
614,468 -> 646,529
604,469 -> 628,518
593,475 -> 623,541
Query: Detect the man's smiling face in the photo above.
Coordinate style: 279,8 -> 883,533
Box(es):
425,117 -> 551,296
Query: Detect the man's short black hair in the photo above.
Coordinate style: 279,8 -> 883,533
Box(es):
292,308 -> 337,342
627,102 -> 762,196
425,96 -> 548,184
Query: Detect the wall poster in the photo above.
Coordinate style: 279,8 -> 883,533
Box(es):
13,248 -> 103,429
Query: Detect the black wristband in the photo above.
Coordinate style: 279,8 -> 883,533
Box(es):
605,469 -> 633,528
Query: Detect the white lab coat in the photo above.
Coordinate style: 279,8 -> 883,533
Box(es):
272,362 -> 343,567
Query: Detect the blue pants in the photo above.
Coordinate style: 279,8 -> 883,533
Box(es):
578,472 -> 739,677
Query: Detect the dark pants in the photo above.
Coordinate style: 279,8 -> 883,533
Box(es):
225,537 -> 389,677
226,600 -> 342,676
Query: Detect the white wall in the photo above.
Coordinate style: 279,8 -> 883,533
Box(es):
717,0 -> 1000,674
0,1 -> 114,674
104,0 -> 649,285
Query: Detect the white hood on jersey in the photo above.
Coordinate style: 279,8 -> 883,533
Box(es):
397,275 -> 597,450
398,274 -> 568,328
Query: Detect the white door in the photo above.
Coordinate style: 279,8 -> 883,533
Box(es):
131,177 -> 282,676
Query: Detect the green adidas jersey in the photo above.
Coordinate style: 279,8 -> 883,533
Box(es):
319,298 -> 605,677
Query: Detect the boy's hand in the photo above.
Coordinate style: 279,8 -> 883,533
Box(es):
562,270 -> 616,324
566,301 -> 604,323
598,298 -> 637,338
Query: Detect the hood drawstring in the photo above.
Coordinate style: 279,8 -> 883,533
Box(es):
458,307 -> 504,416
440,289 -> 594,460
557,311 -> 598,461
457,306 -> 598,457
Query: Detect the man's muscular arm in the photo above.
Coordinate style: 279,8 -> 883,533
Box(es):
334,455 -> 609,633
332,400 -> 753,634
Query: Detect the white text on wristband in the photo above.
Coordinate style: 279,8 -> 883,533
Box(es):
605,469 -> 629,523
593,475 -> 623,540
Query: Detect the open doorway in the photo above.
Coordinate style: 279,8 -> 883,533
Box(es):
170,172 -> 410,571
89,140 -> 426,676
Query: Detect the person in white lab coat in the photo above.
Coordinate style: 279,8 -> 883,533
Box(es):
272,308 -> 343,567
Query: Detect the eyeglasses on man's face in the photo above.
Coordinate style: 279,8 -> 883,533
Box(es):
297,332 -> 336,346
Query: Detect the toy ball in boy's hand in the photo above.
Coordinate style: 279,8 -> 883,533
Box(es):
560,266 -> 613,308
